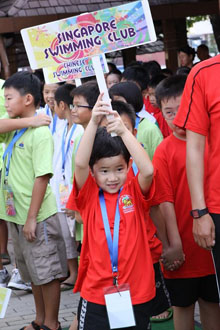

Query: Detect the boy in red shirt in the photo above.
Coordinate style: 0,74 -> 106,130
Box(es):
67,94 -> 156,330
152,75 -> 220,330
145,74 -> 172,139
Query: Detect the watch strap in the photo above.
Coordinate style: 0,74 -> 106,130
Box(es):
190,207 -> 209,219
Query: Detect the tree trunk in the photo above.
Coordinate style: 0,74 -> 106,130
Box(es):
210,14 -> 220,52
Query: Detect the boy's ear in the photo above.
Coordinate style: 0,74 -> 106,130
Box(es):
61,101 -> 67,111
24,93 -> 34,106
127,158 -> 133,172
133,128 -> 137,137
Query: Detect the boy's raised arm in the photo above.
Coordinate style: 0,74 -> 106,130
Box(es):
74,94 -> 113,190
0,114 -> 51,133
107,112 -> 154,194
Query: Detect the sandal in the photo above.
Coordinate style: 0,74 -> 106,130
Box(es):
20,320 -> 41,330
0,253 -> 11,265
40,322 -> 62,330
60,282 -> 74,291
150,308 -> 173,323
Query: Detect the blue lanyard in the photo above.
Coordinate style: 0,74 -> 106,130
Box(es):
99,189 -> 121,275
52,113 -> 58,135
132,161 -> 138,176
3,128 -> 27,176
46,104 -> 50,116
61,123 -> 77,173
135,115 -> 141,129
45,104 -> 57,135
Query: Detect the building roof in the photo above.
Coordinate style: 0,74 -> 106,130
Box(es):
0,0 -> 201,17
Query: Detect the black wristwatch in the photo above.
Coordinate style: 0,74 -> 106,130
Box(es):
190,208 -> 209,219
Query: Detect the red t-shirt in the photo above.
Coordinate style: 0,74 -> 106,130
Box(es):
129,167 -> 162,264
68,173 -> 156,304
144,96 -> 172,138
174,55 -> 220,213
152,134 -> 215,279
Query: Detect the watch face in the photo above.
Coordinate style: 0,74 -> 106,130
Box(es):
193,210 -> 199,218
191,209 -> 199,218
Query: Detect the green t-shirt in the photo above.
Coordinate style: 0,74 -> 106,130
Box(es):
0,126 -> 57,225
0,79 -> 6,170
137,118 -> 163,160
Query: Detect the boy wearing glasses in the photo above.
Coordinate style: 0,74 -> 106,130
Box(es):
152,74 -> 220,330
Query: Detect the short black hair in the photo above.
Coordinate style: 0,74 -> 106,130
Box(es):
176,66 -> 191,76
109,81 -> 143,113
55,83 -> 75,106
197,44 -> 209,51
3,71 -> 41,107
148,74 -> 166,89
178,45 -> 195,61
111,100 -> 136,129
72,81 -> 99,108
107,62 -> 118,72
142,60 -> 161,79
106,69 -> 122,79
89,127 -> 130,169
155,74 -> 187,109
122,65 -> 149,91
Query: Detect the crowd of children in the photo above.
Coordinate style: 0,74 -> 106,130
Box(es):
0,57 -> 219,330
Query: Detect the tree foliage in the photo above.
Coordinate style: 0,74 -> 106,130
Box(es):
186,15 -> 208,29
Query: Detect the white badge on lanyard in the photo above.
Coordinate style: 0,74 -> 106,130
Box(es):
59,123 -> 77,207
2,128 -> 28,216
104,283 -> 135,329
59,176 -> 69,207
3,179 -> 16,216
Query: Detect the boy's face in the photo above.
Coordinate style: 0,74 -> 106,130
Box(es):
178,52 -> 192,67
91,155 -> 131,194
43,83 -> 59,111
71,95 -> 92,127
106,73 -> 120,89
4,87 -> 28,118
148,87 -> 157,107
161,95 -> 186,137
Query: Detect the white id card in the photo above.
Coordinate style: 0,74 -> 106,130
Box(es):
104,285 -> 135,329
59,176 -> 69,207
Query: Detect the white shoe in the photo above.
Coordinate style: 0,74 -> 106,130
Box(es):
7,268 -> 32,292
0,267 -> 10,288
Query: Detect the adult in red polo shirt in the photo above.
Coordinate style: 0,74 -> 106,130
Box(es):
174,55 -> 220,300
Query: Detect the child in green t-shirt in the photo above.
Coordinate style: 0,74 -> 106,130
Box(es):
0,72 -> 67,330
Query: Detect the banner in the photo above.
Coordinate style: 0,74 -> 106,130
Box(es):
21,0 -> 156,70
0,287 -> 11,318
43,54 -> 108,84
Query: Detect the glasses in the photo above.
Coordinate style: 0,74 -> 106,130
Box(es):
70,104 -> 93,110
163,111 -> 177,120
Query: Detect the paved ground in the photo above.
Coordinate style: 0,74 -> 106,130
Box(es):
0,238 -> 201,330
0,237 -> 80,330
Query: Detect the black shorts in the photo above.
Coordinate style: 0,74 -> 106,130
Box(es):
210,213 -> 220,303
150,262 -> 171,315
165,275 -> 219,307
77,297 -> 153,330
